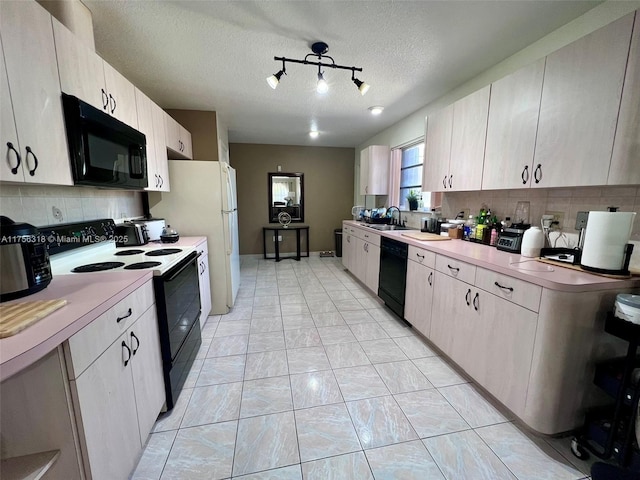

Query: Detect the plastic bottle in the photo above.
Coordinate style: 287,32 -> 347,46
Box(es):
463,215 -> 474,240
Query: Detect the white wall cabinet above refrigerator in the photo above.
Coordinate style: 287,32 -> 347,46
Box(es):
52,17 -> 139,129
359,145 -> 390,195
0,1 -> 72,186
165,113 -> 193,160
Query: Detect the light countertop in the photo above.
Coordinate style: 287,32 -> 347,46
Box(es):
344,220 -> 640,293
0,270 -> 152,382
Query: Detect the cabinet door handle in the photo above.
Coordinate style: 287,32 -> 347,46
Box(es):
473,292 -> 480,311
521,165 -> 529,184
130,332 -> 140,355
442,176 -> 447,189
116,308 -> 133,323
101,88 -> 109,110
122,340 -> 132,367
6,142 -> 21,174
465,288 -> 471,306
494,281 -> 514,293
25,146 -> 38,176
534,164 -> 542,184
159,175 -> 163,188
428,271 -> 433,286
447,264 -> 460,274
448,174 -> 453,188
109,93 -> 116,114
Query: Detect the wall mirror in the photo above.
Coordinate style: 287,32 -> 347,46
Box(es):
268,172 -> 304,223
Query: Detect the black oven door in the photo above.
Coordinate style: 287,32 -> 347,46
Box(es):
162,252 -> 201,360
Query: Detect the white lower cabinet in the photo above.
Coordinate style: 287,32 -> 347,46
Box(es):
430,260 -> 538,417
342,223 -> 381,294
66,282 -> 164,480
404,256 -> 435,337
364,242 -> 381,293
198,240 -> 212,329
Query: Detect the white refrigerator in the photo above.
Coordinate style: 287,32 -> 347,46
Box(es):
149,160 -> 240,314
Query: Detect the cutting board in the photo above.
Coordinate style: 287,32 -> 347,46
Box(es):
0,299 -> 67,338
401,231 -> 451,241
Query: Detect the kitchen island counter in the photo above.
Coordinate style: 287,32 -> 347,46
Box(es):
0,270 -> 152,382
344,220 -> 640,292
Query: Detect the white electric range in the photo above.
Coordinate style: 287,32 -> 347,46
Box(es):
43,218 -> 202,411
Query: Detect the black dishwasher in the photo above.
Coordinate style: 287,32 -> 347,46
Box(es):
378,237 -> 408,318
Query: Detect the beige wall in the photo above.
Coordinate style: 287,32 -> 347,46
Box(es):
230,143 -> 355,255
165,109 -> 219,161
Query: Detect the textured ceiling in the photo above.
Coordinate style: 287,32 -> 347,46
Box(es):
83,0 -> 600,148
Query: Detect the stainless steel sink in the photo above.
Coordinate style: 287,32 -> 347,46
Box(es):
367,224 -> 414,231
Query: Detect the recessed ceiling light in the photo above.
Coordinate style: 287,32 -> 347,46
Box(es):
368,106 -> 384,115
309,131 -> 319,138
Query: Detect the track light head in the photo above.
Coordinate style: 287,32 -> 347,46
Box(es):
353,77 -> 370,96
267,69 -> 285,89
316,71 -> 328,94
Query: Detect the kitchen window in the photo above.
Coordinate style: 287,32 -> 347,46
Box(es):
399,142 -> 424,209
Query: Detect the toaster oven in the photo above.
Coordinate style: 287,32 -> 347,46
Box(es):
114,222 -> 149,247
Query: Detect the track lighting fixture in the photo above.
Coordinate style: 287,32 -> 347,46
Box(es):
267,41 -> 369,95
267,60 -> 286,89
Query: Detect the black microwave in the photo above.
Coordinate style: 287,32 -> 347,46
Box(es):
61,93 -> 147,190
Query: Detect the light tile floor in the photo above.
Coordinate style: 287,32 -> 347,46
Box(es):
132,256 -> 593,480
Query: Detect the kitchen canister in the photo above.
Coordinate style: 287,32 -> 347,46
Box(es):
521,226 -> 544,257
581,211 -> 636,275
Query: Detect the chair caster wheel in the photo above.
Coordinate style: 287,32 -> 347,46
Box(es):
571,437 -> 590,460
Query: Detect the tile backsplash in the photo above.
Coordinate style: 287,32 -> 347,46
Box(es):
0,184 -> 143,226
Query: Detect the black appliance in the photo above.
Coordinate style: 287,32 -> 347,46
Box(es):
154,251 -> 202,410
61,93 -> 147,190
114,222 -> 149,247
378,237 -> 408,319
496,224 -> 530,253
0,216 -> 52,302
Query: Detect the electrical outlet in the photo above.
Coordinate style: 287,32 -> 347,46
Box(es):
575,211 -> 589,230
545,211 -> 564,228
272,236 -> 282,242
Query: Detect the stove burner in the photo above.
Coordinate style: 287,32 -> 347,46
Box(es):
114,249 -> 144,256
124,261 -> 162,270
72,262 -> 125,273
145,248 -> 182,257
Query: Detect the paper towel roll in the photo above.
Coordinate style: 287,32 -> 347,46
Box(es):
581,211 -> 636,272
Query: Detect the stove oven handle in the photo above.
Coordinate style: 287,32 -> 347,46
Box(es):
165,251 -> 202,282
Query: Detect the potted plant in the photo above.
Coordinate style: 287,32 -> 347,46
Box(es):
406,190 -> 420,211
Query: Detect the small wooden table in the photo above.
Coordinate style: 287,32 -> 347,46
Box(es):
262,224 -> 309,262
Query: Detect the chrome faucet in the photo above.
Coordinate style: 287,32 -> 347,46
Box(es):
387,206 -> 401,226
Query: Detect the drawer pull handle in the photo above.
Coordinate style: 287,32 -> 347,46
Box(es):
117,308 -> 133,323
494,281 -> 514,293
465,288 -> 471,306
6,142 -> 21,174
130,332 -> 140,355
448,265 -> 460,273
122,340 -> 132,367
428,271 -> 433,286
416,253 -> 424,260
473,292 -> 480,311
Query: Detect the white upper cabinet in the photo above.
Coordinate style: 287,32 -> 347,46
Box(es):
165,113 -> 193,160
151,102 -> 170,191
609,11 -> 640,185
423,104 -> 453,192
482,59 -> 545,190
532,13 -> 634,188
102,62 -> 138,128
0,35 -> 22,183
448,85 -> 490,191
359,145 -> 390,195
0,1 -> 72,185
53,17 -> 138,129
